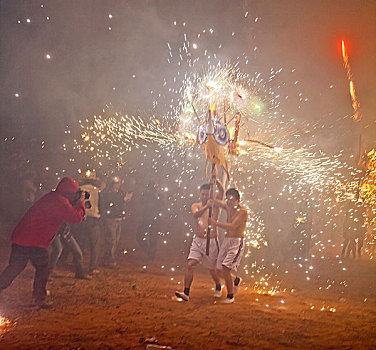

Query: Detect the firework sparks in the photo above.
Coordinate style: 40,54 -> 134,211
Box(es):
0,314 -> 14,336
59,21 -> 375,300
66,54 -> 372,296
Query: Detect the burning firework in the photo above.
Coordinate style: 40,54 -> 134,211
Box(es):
341,40 -> 360,121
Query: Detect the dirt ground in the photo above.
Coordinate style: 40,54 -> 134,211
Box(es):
0,231 -> 376,350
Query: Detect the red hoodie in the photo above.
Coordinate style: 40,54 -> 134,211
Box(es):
11,177 -> 85,248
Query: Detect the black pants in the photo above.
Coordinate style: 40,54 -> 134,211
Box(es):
49,233 -> 84,277
74,217 -> 100,272
0,244 -> 49,301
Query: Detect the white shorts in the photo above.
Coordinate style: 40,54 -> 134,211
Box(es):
216,237 -> 244,272
188,237 -> 220,270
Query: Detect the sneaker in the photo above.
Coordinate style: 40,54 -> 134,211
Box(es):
222,297 -> 235,304
213,288 -> 222,298
175,291 -> 189,301
233,277 -> 243,295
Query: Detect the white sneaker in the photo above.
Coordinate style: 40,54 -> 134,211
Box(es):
213,288 -> 222,298
175,291 -> 189,301
222,297 -> 235,304
233,277 -> 243,295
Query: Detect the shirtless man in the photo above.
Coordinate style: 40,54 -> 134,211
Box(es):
210,188 -> 248,304
175,174 -> 224,301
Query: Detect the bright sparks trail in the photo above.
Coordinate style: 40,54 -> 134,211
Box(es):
341,40 -> 360,121
67,105 -> 178,176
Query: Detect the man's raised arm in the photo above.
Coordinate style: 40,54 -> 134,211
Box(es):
191,202 -> 211,219
215,178 -> 225,201
59,199 -> 86,224
210,209 -> 247,230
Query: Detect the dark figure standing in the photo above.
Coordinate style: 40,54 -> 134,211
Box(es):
49,223 -> 89,279
0,177 -> 85,308
77,171 -> 103,275
100,177 -> 132,267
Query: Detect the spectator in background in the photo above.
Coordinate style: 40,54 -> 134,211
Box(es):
77,170 -> 103,275
100,177 -> 132,267
21,168 -> 38,214
48,223 -> 90,280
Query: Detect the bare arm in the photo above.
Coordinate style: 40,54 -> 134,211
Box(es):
210,209 -> 247,230
191,202 -> 210,219
215,178 -> 224,200
213,198 -> 226,209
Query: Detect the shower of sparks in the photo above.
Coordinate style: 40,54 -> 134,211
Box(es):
174,63 -> 276,134
67,105 -> 178,175
0,315 -> 14,336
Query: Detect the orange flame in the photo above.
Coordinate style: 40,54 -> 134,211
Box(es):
349,81 -> 355,98
341,40 -> 346,59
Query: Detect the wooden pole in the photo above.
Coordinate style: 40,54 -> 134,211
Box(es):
206,162 -> 216,256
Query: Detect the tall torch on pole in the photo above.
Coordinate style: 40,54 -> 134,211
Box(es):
204,105 -> 229,255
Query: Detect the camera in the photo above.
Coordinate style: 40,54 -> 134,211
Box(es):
71,189 -> 91,206
77,189 -> 90,200
81,190 -> 92,209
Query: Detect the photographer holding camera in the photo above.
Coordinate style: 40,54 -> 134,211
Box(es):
0,177 -> 85,308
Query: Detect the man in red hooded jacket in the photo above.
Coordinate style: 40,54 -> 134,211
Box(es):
0,177 -> 85,308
